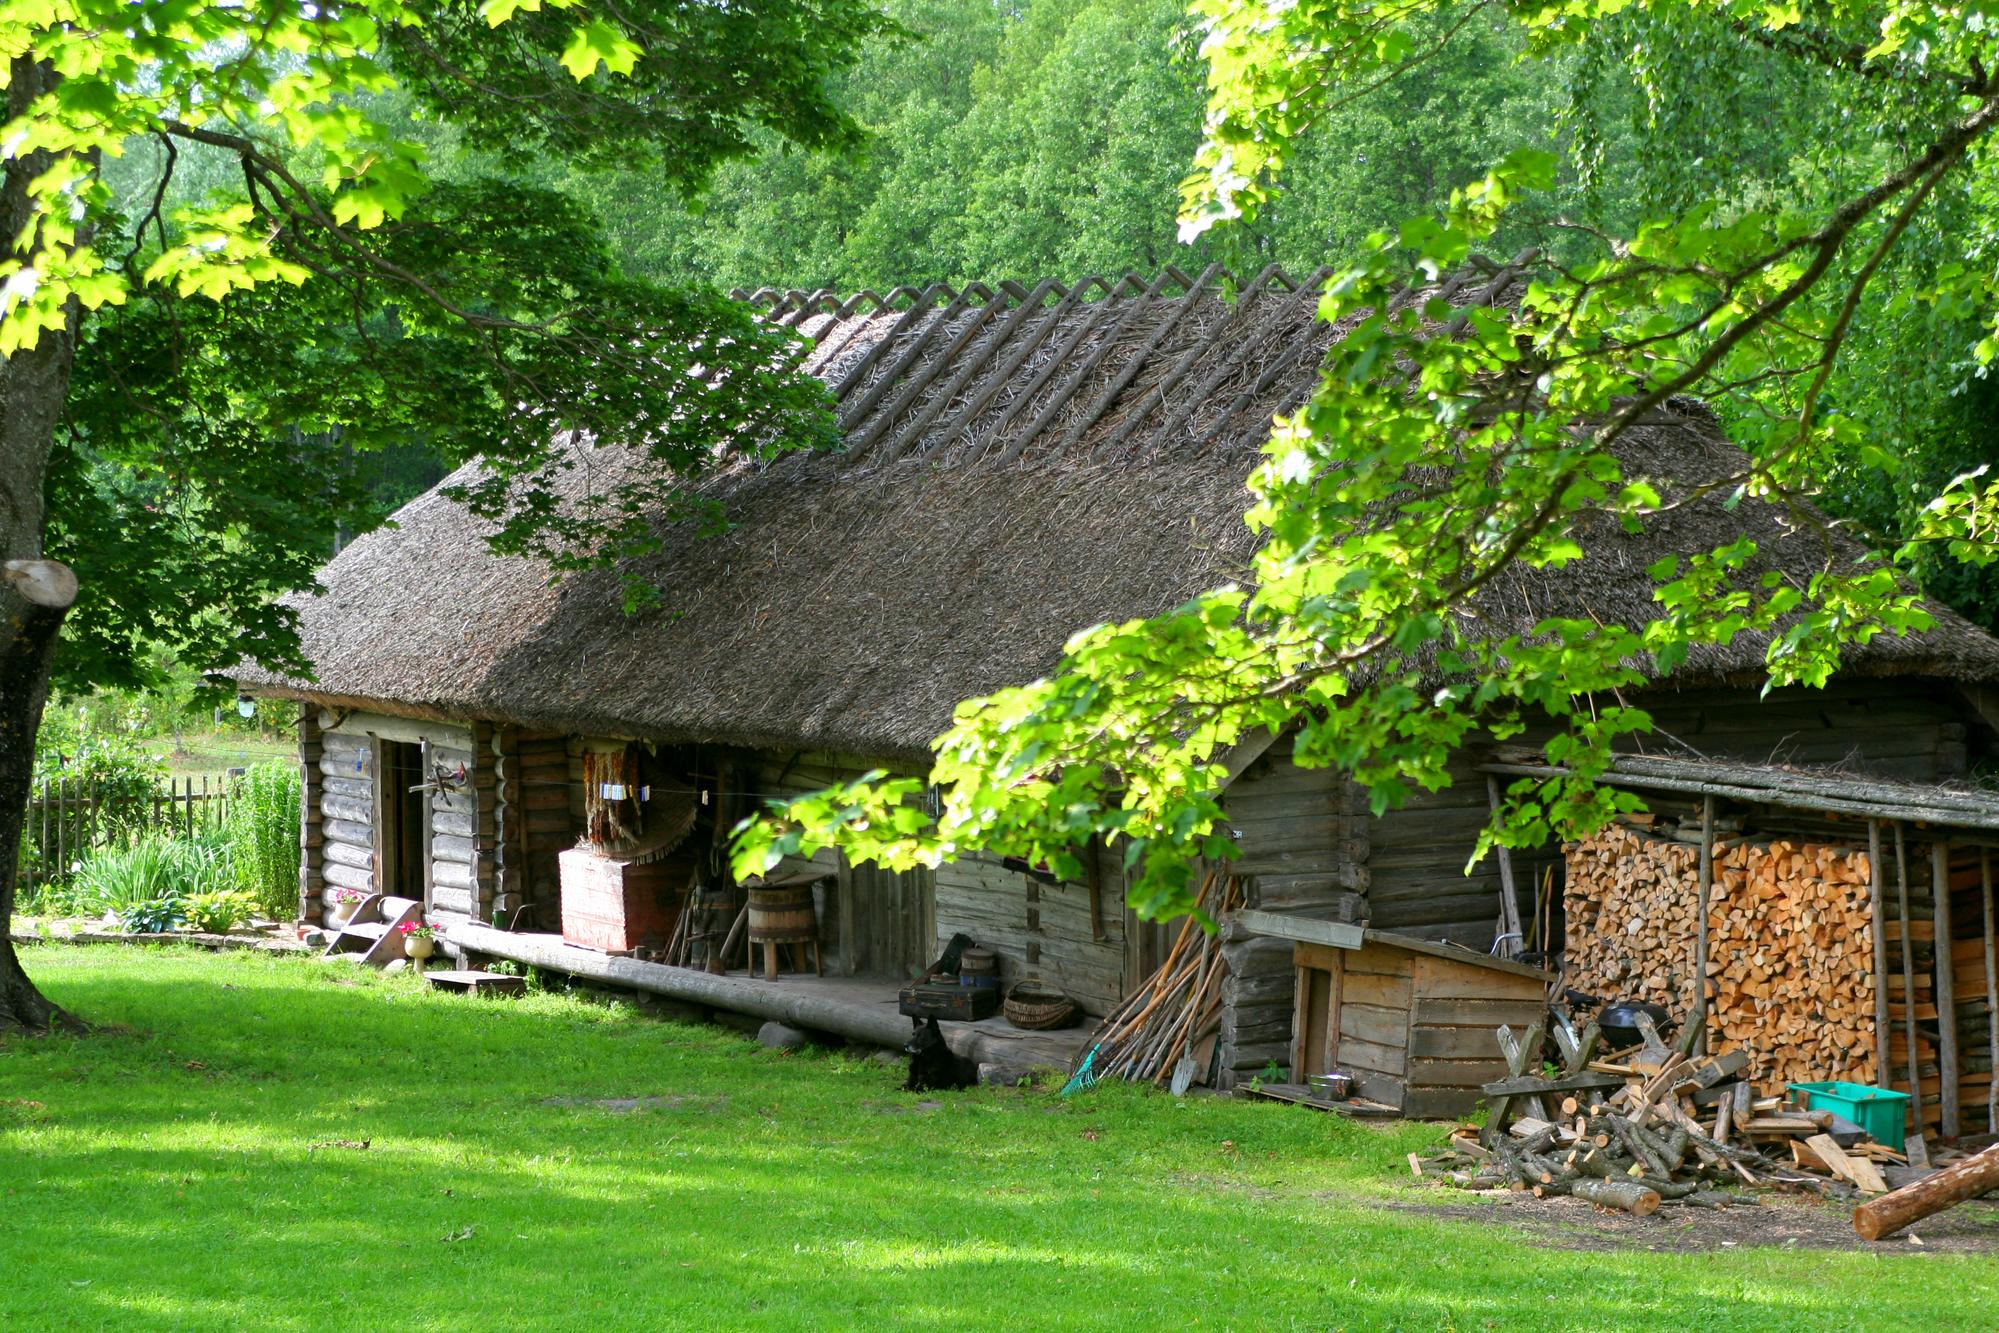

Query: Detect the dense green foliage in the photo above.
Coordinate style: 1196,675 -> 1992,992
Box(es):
558,0 -> 1555,292
221,762 -> 302,917
4,948 -> 1994,1329
4,0 -> 895,698
743,2 -> 1999,919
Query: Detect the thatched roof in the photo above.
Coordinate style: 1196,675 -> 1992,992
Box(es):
236,263 -> 1999,759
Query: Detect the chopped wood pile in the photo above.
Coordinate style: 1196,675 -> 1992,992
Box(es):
1412,1010 -> 1915,1211
1565,823 -> 1878,1089
1066,874 -> 1246,1092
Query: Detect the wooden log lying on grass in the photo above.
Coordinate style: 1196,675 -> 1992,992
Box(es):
1852,1142 -> 1999,1241
1570,1178 -> 1662,1216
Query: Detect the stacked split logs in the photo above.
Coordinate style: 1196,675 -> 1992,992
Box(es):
1415,1021 -> 1896,1210
1565,824 -> 1878,1090
1070,874 -> 1246,1089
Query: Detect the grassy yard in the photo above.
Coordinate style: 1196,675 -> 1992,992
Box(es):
2,948 -> 1994,1331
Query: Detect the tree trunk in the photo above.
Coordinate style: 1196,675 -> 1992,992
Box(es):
1852,1142 -> 1999,1241
0,54 -> 83,1034
0,563 -> 78,1032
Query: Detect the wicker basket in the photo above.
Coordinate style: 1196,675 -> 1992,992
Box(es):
1003,982 -> 1078,1030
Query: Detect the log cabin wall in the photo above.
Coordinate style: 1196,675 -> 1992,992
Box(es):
314,712 -> 484,933
298,707 -> 325,925
752,750 -> 935,979
512,732 -> 576,931
1218,736 -> 1371,1085
316,729 -> 376,922
1628,681 -> 1971,781
931,848 -> 1126,1017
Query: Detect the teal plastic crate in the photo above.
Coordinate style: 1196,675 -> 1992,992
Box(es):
1788,1080 -> 1910,1144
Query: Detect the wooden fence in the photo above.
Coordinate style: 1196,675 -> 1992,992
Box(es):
20,775 -> 238,888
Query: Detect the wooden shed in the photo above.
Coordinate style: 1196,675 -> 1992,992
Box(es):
1240,911 -> 1550,1117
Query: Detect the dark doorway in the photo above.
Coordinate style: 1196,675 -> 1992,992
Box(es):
373,740 -> 430,903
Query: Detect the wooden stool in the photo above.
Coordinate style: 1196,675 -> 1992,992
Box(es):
759,937 -> 823,982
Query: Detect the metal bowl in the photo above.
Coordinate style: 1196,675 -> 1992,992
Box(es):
1308,1070 -> 1355,1101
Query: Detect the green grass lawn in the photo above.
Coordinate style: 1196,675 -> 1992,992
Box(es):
2,947 -> 1994,1331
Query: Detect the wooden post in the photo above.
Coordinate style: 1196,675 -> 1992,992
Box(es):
1934,840 -> 1959,1140
1893,823 -> 1923,1138
1985,849 -> 1998,1136
1484,775 -> 1524,958
1695,795 -> 1714,1056
1869,821 -> 1892,1088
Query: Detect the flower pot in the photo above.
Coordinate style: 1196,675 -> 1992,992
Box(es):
405,935 -> 435,962
328,903 -> 356,928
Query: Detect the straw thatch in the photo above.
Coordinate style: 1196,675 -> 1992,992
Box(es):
236,264 -> 1999,759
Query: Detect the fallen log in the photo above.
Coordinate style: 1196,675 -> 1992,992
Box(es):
1852,1141 -> 1999,1241
1570,1178 -> 1662,1216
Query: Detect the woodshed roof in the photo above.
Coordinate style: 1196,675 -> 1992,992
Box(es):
235,261 -> 1999,758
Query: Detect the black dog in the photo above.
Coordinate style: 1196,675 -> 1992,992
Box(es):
903,1016 -> 977,1092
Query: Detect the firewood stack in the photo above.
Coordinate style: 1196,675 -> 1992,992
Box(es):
1411,1015 -> 1912,1209
1565,823 -> 1879,1090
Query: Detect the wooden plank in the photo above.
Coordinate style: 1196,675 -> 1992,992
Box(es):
1985,849 -> 1998,1134
1896,824 -> 1924,1135
1239,909 -> 1365,950
1402,1086 -> 1483,1120
1936,840 -> 1960,1139
1338,1002 -> 1408,1048
1410,997 -> 1546,1027
1484,775 -> 1524,958
1336,1035 -> 1408,1078
1872,820 -> 1893,1087
1341,948 -> 1415,980
322,709 -> 472,750
1375,931 -> 1553,982
1340,969 -> 1413,1009
1409,1026 -> 1516,1060
1408,1057 -> 1513,1089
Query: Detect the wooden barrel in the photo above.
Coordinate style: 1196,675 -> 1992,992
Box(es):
746,880 -> 817,944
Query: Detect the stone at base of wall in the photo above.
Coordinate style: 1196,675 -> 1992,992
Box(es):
757,1021 -> 814,1051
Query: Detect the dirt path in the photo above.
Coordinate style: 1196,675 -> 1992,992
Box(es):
1397,1190 -> 1999,1255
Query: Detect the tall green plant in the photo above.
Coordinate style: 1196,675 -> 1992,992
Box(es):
73,834 -> 231,915
225,762 -> 301,919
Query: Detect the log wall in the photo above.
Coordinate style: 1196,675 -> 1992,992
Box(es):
513,732 -> 575,931
317,730 -> 375,920
297,707 -> 325,925
315,715 -> 489,935
1218,736 -> 1371,1085
932,850 -> 1124,1017
1631,682 -> 1970,781
425,739 -> 478,931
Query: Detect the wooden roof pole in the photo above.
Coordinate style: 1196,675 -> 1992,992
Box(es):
1869,820 -> 1892,1088
1696,794 -> 1714,1058
1983,849 -> 1997,1133
1934,839 -> 1959,1139
1143,267 -> 1299,451
873,277 -> 1060,463
1893,823 -> 1924,1141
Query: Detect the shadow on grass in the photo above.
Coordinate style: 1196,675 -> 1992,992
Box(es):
2,948 -> 1991,1332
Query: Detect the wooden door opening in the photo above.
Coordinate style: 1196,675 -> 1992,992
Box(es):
373,739 -> 430,903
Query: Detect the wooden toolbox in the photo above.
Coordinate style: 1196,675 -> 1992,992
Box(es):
898,978 -> 1000,1022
